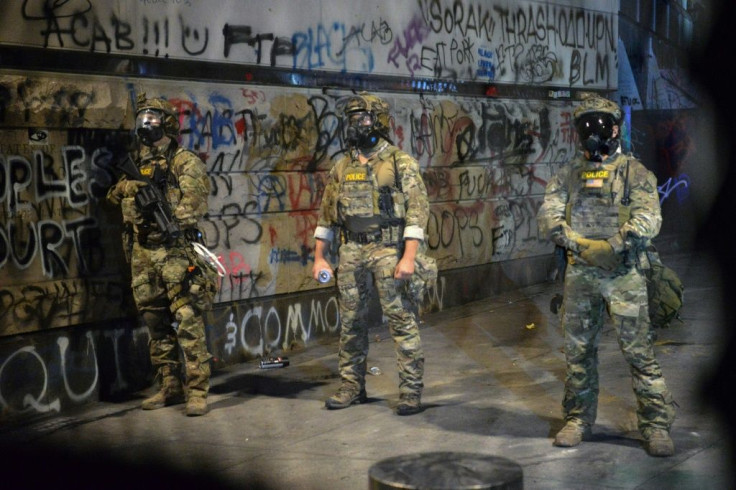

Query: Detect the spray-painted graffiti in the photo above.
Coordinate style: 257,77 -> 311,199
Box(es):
0,331 -> 100,414
7,0 -> 617,88
153,85 -> 563,300
0,322 -> 152,419
0,137 -> 136,336
221,297 -> 340,357
1,75 -> 568,335
658,174 -> 690,205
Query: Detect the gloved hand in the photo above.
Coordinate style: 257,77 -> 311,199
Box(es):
108,179 -> 146,205
576,238 -> 622,271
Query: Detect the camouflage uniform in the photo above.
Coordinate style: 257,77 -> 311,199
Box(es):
315,138 -> 429,408
537,94 -> 676,452
107,95 -> 213,415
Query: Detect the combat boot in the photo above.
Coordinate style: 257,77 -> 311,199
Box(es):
141,366 -> 185,410
396,393 -> 423,416
553,420 -> 591,447
643,428 -> 675,457
185,396 -> 208,416
325,385 -> 367,410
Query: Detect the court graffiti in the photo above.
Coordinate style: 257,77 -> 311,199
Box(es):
0,147 -> 113,278
0,141 -> 135,336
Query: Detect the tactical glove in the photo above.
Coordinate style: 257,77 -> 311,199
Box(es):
108,180 -> 146,205
576,238 -> 622,271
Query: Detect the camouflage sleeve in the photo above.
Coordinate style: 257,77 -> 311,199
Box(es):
314,160 -> 341,242
537,162 -> 583,252
172,150 -> 211,227
397,152 -> 429,241
608,159 -> 662,252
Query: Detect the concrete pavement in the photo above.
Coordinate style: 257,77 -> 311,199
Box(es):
1,248 -> 733,489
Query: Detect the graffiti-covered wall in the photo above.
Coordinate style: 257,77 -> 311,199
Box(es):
0,0 -> 617,422
1,0 -> 618,86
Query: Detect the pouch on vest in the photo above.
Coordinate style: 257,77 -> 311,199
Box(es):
409,252 -> 438,305
187,255 -> 219,312
645,246 -> 684,329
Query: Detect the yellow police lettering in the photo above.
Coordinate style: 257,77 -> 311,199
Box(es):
345,172 -> 367,181
581,170 -> 609,180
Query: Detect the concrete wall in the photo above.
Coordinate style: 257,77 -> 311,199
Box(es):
0,0 -> 622,423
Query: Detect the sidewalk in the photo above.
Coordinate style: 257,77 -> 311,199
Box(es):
2,249 -> 733,489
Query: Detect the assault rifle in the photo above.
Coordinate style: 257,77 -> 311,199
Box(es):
116,154 -> 181,241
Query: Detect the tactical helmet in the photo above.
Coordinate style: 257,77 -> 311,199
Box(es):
135,92 -> 180,139
573,92 -> 622,125
339,92 -> 391,150
341,92 -> 391,131
573,93 -> 622,161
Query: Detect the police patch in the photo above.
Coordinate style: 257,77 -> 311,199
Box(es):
581,170 -> 609,180
581,169 -> 608,189
140,167 -> 154,177
345,172 -> 367,181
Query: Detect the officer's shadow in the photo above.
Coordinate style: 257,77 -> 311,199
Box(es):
420,394 -> 643,450
208,371 -> 330,409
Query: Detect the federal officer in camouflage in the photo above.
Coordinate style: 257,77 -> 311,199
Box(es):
312,92 -> 429,415
107,93 -> 214,416
537,93 -> 676,456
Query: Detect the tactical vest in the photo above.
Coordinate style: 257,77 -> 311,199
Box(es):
566,155 -> 630,240
127,147 -> 185,244
336,146 -> 406,234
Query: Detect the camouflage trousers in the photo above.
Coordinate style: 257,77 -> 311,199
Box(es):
130,240 -> 212,398
560,263 -> 676,433
336,241 -> 424,396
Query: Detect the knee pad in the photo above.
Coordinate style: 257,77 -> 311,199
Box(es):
174,304 -> 196,323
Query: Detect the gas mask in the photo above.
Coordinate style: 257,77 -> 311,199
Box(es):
575,112 -> 619,162
136,108 -> 166,146
345,111 -> 380,151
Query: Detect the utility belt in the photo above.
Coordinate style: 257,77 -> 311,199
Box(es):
342,229 -> 383,244
567,249 -> 622,267
340,223 -> 403,246
136,223 -> 168,248
566,247 -> 644,270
